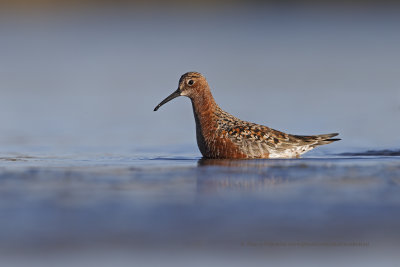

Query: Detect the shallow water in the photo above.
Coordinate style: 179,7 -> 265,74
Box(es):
1,147 -> 400,253
1,146 -> 400,267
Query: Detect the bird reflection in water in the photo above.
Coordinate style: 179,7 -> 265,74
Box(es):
198,158 -> 275,167
196,158 -> 289,194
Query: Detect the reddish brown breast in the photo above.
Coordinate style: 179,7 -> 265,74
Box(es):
190,89 -> 248,159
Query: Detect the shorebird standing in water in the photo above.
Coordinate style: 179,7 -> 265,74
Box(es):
154,72 -> 340,159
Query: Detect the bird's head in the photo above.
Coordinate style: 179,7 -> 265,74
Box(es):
154,72 -> 209,111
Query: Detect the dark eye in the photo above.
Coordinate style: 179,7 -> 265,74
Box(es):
187,80 -> 194,86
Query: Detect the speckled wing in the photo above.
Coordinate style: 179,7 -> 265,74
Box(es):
223,121 -> 340,158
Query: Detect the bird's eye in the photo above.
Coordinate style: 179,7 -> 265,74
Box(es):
187,80 -> 194,86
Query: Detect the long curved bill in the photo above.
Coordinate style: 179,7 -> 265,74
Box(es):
154,89 -> 181,111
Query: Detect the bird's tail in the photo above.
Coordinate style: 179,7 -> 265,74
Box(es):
294,133 -> 340,147
313,133 -> 341,146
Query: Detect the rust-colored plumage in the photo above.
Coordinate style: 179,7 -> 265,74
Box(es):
154,72 -> 340,159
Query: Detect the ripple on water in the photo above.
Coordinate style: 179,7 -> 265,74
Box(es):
339,149 -> 400,156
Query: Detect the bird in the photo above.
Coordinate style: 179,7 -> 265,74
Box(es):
154,72 -> 340,159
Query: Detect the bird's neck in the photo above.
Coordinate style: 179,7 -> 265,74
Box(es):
190,89 -> 219,154
190,88 -> 218,128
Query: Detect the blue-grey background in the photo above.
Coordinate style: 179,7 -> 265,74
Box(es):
0,5 -> 399,153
